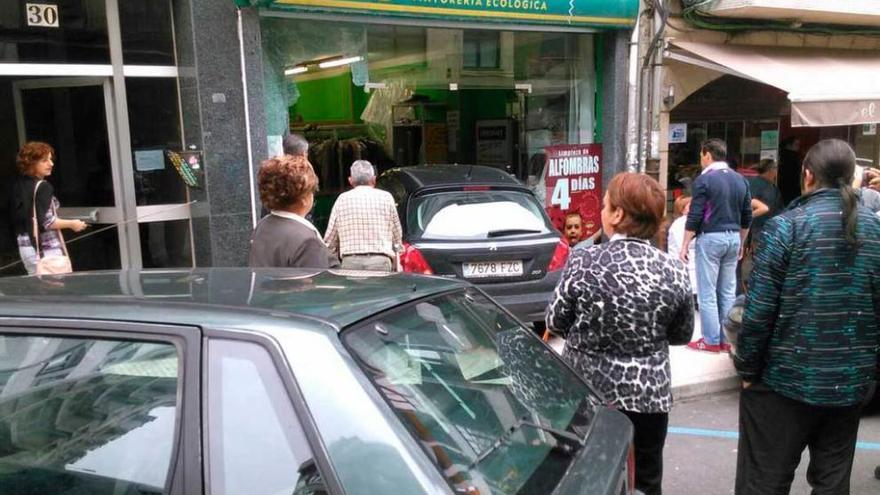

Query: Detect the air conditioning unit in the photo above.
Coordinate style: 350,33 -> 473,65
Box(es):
695,0 -> 880,27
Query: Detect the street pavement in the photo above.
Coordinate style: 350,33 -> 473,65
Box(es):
548,312 -> 880,493
666,391 -> 880,494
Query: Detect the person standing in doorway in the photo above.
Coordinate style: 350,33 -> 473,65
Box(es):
282,133 -> 309,158
11,141 -> 87,275
547,173 -> 693,495
777,137 -> 802,206
740,159 -> 785,289
734,139 -> 880,494
679,138 -> 752,353
324,160 -> 402,271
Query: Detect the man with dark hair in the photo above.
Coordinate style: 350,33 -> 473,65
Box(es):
679,138 -> 752,353
282,133 -> 309,158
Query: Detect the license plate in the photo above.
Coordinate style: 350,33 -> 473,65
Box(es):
462,260 -> 523,278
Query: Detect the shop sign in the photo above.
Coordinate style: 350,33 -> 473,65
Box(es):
254,0 -> 637,28
669,123 -> 687,144
26,3 -> 60,27
475,120 -> 512,168
760,130 -> 779,150
544,144 -> 602,241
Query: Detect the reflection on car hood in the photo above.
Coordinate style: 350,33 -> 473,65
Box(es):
0,268 -> 466,328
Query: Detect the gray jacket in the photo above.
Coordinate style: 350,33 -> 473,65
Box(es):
248,214 -> 340,269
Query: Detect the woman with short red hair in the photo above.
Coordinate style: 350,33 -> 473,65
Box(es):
11,141 -> 88,275
248,154 -> 338,268
546,172 -> 694,495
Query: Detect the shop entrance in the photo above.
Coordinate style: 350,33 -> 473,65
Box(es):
1,74 -> 194,276
259,16 -> 598,232
12,77 -> 124,272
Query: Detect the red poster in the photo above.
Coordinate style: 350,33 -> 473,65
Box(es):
544,144 -> 603,243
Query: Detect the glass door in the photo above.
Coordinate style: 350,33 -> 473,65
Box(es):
13,77 -> 126,272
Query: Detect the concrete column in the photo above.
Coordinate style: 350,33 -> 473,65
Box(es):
174,1 -> 267,267
601,29 -> 632,188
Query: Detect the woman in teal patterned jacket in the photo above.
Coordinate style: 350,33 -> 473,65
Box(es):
734,139 -> 880,494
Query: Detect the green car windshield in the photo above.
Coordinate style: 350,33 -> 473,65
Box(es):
344,289 -> 602,495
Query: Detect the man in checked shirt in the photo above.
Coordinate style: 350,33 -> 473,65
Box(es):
324,160 -> 403,271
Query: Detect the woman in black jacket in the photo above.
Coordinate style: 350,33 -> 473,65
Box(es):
546,172 -> 694,495
11,141 -> 87,275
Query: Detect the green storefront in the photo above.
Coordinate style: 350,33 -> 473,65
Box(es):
236,0 -> 637,230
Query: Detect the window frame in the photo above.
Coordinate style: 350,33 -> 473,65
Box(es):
202,327 -> 345,495
0,317 -> 202,495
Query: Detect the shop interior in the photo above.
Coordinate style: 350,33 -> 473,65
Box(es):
668,75 -> 879,204
259,17 -> 599,230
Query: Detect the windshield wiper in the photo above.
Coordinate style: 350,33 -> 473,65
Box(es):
469,416 -> 585,469
486,229 -> 542,238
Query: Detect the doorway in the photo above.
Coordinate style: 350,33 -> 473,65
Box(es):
0,74 -> 193,276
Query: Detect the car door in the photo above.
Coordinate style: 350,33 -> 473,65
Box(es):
202,331 -> 340,495
0,318 -> 202,495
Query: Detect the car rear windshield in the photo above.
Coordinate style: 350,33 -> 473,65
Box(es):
408,190 -> 554,240
344,290 -> 602,495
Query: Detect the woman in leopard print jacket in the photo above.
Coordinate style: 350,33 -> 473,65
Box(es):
546,173 -> 694,495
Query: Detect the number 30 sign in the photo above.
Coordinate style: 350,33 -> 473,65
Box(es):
26,3 -> 60,28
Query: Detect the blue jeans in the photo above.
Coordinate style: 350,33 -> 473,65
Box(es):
695,232 -> 740,345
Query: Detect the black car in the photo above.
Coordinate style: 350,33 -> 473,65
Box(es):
377,165 -> 569,324
0,269 -> 633,495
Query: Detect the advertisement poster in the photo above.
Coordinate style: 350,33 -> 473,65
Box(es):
544,144 -> 603,242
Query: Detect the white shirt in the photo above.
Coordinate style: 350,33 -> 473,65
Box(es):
667,216 -> 697,294
701,161 -> 729,175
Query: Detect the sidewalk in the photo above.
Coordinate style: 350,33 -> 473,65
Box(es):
547,310 -> 740,401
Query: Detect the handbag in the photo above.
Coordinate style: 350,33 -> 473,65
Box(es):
32,180 -> 72,275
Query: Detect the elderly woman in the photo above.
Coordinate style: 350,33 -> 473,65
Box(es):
12,141 -> 87,275
248,154 -> 339,268
546,172 -> 694,495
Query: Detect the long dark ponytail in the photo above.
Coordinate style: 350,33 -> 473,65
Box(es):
802,139 -> 861,250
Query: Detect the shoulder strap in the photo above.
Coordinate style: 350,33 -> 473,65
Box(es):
32,180 -> 43,259
31,180 -> 69,259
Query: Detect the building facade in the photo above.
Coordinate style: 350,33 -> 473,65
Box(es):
641,1 -> 880,200
0,0 -> 636,275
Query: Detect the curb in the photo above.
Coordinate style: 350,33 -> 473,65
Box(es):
672,373 -> 741,402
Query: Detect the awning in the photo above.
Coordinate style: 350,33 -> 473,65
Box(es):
667,41 -> 880,127
236,0 -> 638,29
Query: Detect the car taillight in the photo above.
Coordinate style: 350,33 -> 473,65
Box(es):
547,239 -> 570,271
401,242 -> 434,274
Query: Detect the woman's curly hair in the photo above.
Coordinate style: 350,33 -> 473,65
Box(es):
258,154 -> 318,211
17,141 -> 54,175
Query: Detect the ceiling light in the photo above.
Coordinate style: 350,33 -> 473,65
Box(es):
284,66 -> 308,75
318,56 -> 363,69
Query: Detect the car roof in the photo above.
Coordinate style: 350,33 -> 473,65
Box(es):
387,164 -> 525,190
0,268 -> 466,331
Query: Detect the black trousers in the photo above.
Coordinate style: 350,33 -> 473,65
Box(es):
622,410 -> 668,495
736,385 -> 863,495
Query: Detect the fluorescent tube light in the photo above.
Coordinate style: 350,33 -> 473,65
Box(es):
318,56 -> 363,69
284,66 -> 308,75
